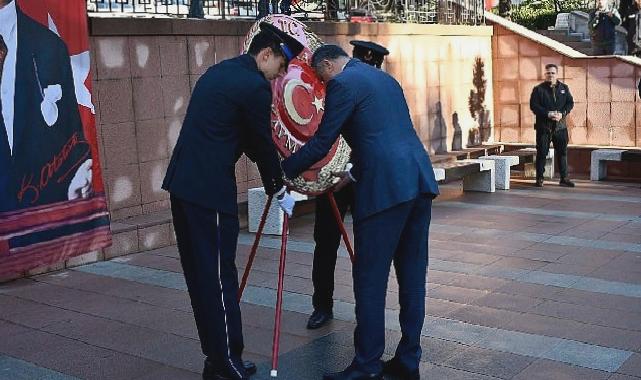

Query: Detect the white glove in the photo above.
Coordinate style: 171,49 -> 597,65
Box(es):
275,186 -> 295,217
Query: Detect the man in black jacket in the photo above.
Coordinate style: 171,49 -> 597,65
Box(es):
529,63 -> 575,188
619,0 -> 640,55
162,23 -> 303,380
589,0 -> 622,55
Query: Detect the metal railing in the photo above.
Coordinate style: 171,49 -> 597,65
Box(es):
87,0 -> 485,23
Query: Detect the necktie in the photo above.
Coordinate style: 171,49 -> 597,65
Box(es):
0,33 -> 15,212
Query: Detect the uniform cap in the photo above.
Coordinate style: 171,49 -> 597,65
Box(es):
259,22 -> 305,62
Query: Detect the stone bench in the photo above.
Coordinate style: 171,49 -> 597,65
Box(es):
433,167 -> 445,181
591,149 -> 641,181
445,144 -> 503,160
502,148 -> 555,179
248,187 -> 308,235
479,155 -> 519,190
434,159 -> 496,192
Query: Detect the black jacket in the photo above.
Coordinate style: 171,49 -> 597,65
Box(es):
589,9 -> 622,45
529,80 -> 574,130
162,54 -> 283,215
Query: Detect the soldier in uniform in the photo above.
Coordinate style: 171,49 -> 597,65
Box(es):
162,23 -> 303,380
306,40 -> 391,331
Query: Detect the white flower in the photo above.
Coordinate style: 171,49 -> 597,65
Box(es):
40,84 -> 62,127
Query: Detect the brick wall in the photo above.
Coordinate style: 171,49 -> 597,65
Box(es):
492,23 -> 641,149
83,18 -> 494,261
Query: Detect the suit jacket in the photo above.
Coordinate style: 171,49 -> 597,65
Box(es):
0,5 -> 88,213
282,59 -> 439,222
162,54 -> 283,215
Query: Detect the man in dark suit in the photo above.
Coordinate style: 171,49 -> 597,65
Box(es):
306,40 -> 390,331
0,0 -> 92,214
162,23 -> 303,380
282,45 -> 438,380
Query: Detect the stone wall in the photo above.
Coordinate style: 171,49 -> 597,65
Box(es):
491,20 -> 641,149
89,18 -> 494,248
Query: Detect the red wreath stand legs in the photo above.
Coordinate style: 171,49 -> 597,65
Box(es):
237,191 -> 353,377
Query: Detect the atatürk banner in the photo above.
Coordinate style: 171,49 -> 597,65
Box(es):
0,0 -> 111,279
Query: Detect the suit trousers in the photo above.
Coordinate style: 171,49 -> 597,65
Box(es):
170,194 -> 247,378
536,127 -> 569,180
352,196 -> 432,374
312,184 -> 354,312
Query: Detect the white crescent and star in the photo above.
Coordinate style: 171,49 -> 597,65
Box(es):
283,78 -> 323,125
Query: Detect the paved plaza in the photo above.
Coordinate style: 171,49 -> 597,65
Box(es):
1,179 -> 641,379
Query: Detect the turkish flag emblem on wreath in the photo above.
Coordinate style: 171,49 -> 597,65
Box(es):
243,15 -> 352,195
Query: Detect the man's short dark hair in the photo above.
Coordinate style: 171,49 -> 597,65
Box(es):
311,44 -> 349,68
545,63 -> 558,72
248,31 -> 284,58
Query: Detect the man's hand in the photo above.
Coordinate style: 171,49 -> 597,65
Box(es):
67,159 -> 93,200
548,111 -> 562,122
331,172 -> 353,192
331,163 -> 355,192
275,186 -> 296,217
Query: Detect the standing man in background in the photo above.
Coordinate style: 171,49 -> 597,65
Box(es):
306,40 -> 390,331
162,23 -> 302,380
530,63 -> 575,189
590,0 -> 622,55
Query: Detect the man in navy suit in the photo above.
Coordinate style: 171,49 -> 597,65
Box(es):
282,45 -> 439,380
163,23 -> 303,380
306,40 -> 390,331
0,0 -> 92,214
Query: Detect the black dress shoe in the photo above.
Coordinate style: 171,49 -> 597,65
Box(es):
382,358 -> 420,380
323,365 -> 382,380
307,309 -> 333,329
203,359 -> 256,379
535,178 -> 544,187
559,178 -> 575,187
242,361 -> 256,376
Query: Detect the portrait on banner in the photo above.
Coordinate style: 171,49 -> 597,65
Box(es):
0,0 -> 110,278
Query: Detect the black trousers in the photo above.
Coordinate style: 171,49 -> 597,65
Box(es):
311,184 -> 354,312
536,127 -> 569,180
170,194 -> 247,378
352,196 -> 432,373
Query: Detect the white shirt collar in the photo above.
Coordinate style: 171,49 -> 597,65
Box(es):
0,0 -> 17,37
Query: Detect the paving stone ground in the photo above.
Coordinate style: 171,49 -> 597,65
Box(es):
1,179 -> 641,379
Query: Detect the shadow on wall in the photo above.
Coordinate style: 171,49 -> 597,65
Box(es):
432,101 -> 448,153
468,56 -> 491,146
452,112 -> 462,150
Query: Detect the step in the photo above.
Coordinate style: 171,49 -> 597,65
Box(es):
559,34 -> 584,42
566,41 -> 592,49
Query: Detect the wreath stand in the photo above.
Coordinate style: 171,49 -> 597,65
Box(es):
237,191 -> 354,378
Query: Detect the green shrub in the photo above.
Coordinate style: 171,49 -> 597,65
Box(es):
492,0 -> 593,30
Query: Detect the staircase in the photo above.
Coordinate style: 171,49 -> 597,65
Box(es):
536,29 -> 593,55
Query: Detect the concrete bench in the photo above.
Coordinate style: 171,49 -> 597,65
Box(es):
446,144 -> 503,160
479,155 -> 519,190
591,149 -> 641,180
248,187 -> 308,235
433,167 -> 445,181
434,159 -> 496,192
502,148 -> 555,179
